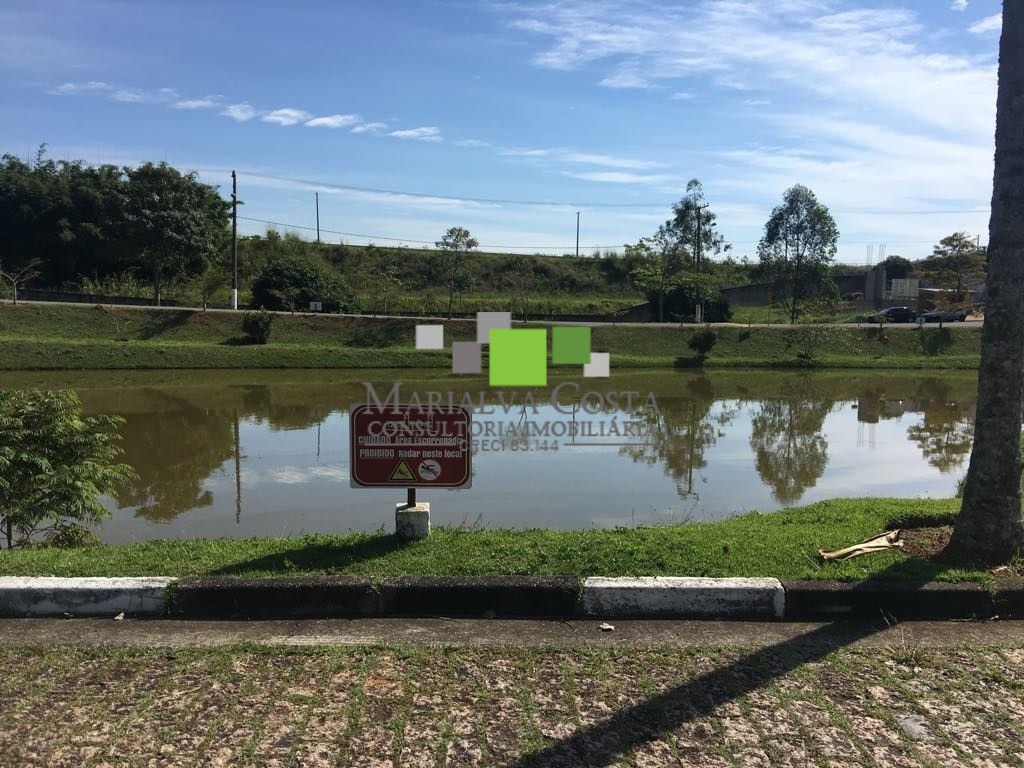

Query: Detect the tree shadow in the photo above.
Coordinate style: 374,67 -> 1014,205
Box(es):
207,534 -> 413,576
673,355 -> 705,368
137,309 -> 196,340
498,562 -> 939,768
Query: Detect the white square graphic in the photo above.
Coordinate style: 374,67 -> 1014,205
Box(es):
476,312 -> 511,344
415,324 -> 444,349
583,352 -> 610,378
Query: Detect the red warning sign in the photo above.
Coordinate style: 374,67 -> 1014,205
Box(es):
350,404 -> 472,488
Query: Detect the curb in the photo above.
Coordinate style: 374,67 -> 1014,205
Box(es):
582,577 -> 784,619
0,576 -> 1022,620
0,577 -> 173,617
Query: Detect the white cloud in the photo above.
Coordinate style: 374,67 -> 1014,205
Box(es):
500,147 -> 550,157
174,98 -> 219,109
110,87 -> 178,104
502,2 -> 997,142
389,126 -> 442,141
951,0 -> 968,10
454,138 -> 491,147
670,91 -> 693,100
598,62 -> 651,89
305,113 -> 361,128
969,13 -> 1001,34
49,80 -> 112,95
262,108 -> 312,126
564,170 -> 670,184
561,152 -> 663,170
351,121 -> 388,134
743,98 -> 770,106
221,102 -> 258,121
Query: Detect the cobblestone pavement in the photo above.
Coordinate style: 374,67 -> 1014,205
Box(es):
1,638 -> 1023,767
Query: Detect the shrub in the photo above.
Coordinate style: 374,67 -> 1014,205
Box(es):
0,390 -> 133,548
242,308 -> 274,344
251,254 -> 358,313
688,328 -> 717,356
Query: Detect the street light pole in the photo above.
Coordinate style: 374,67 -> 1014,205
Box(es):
576,211 -> 580,258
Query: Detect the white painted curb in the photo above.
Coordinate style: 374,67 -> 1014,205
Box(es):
0,577 -> 175,617
582,577 -> 785,619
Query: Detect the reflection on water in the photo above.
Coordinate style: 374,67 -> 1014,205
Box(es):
0,369 -> 978,542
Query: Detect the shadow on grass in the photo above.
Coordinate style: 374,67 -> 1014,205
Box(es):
499,560 -> 936,768
137,309 -> 197,340
221,336 -> 260,346
673,355 -> 705,368
206,534 -> 412,576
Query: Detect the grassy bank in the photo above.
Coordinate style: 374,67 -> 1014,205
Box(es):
0,302 -> 981,370
0,498 -> 982,582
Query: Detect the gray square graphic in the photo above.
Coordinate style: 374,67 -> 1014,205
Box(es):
476,312 -> 511,344
415,324 -> 444,349
452,342 -> 482,373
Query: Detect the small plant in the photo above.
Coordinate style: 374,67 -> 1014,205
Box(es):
242,308 -> 274,344
687,328 -> 717,356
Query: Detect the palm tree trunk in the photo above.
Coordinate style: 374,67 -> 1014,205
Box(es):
950,1 -> 1024,565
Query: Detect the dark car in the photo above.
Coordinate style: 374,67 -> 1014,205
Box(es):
869,306 -> 917,323
921,308 -> 968,323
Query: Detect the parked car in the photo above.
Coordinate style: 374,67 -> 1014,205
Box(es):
921,308 -> 968,323
868,306 -> 918,323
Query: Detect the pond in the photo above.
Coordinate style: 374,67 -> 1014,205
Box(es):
0,368 -> 976,543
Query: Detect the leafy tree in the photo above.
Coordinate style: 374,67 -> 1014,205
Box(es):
880,254 -> 913,280
434,227 -> 478,319
629,229 -> 686,323
251,253 -> 357,313
0,390 -> 133,548
125,162 -> 230,305
920,232 -> 986,297
668,179 -> 729,320
192,264 -> 229,311
950,4 -> 1024,566
757,185 -> 839,323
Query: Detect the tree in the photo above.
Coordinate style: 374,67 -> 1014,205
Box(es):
192,264 -> 229,311
668,179 -> 730,321
757,185 -> 839,323
949,3 -> 1024,566
507,255 -> 536,322
125,162 -> 230,306
629,227 -> 685,323
0,258 -> 41,304
0,390 -> 133,548
920,232 -> 986,297
434,227 -> 478,319
251,254 -> 357,313
880,254 -> 913,281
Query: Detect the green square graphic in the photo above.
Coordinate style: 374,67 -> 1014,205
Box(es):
489,329 -> 547,386
552,326 -> 591,365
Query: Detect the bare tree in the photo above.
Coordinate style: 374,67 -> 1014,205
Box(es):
0,259 -> 41,304
950,3 -> 1024,566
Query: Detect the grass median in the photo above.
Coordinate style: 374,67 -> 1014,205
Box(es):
0,498 -> 981,582
0,302 -> 982,370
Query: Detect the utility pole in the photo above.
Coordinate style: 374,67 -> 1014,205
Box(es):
575,212 -> 580,258
231,170 -> 238,310
315,192 -> 321,244
694,203 -> 709,324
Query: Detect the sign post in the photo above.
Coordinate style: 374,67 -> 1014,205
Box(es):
350,404 -> 472,538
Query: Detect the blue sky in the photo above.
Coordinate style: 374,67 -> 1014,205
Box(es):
0,0 -> 1004,262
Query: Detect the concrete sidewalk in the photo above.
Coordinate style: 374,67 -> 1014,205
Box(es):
1,617 -> 1021,648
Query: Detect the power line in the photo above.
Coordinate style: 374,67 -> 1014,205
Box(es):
224,169 -> 992,215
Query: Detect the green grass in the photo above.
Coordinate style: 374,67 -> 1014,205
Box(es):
0,498 -> 983,582
0,302 -> 982,370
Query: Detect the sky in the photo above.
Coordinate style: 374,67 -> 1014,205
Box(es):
0,0 -> 1005,262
